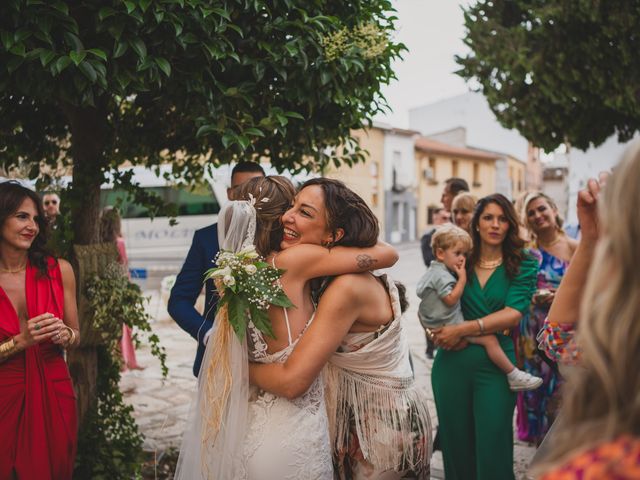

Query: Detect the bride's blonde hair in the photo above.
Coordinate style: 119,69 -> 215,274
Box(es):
534,140 -> 640,473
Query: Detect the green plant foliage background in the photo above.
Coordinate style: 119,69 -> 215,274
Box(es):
457,0 -> 640,151
76,263 -> 167,478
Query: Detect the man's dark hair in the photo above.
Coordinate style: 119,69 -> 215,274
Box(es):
231,161 -> 265,179
445,177 -> 470,196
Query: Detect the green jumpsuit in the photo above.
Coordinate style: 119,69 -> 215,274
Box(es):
431,255 -> 537,480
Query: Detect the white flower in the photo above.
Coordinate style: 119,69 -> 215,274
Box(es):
244,264 -> 257,275
210,266 -> 231,278
223,275 -> 236,286
239,246 -> 259,259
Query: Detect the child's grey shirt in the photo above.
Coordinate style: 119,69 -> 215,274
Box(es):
416,260 -> 464,329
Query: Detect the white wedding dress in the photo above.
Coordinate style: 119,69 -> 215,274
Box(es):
174,200 -> 333,480
240,307 -> 333,480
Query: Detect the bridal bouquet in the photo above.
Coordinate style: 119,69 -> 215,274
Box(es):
205,247 -> 293,341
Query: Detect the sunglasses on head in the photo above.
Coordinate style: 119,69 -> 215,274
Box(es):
44,200 -> 58,206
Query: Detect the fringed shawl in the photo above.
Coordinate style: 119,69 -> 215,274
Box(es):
324,275 -> 432,473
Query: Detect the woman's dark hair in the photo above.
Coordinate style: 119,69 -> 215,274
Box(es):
99,206 -> 122,244
0,182 -> 51,276
234,176 -> 296,256
394,281 -> 409,313
469,193 -> 525,278
300,178 -> 379,248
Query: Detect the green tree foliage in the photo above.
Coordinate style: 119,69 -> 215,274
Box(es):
0,0 -> 403,244
456,1 -> 640,151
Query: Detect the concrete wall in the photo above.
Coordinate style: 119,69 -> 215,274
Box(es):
414,151 -> 497,234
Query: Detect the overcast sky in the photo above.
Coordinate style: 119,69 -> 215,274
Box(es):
375,0 -> 474,128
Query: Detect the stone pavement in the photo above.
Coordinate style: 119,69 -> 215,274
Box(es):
121,241 -> 536,479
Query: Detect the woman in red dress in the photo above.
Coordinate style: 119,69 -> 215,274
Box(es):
0,181 -> 79,479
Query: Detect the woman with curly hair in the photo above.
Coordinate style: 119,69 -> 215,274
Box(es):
0,182 -> 79,479
431,193 -> 537,480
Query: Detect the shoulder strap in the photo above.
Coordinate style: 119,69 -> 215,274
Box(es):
271,255 -> 293,345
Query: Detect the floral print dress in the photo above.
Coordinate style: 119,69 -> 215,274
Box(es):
515,248 -> 569,444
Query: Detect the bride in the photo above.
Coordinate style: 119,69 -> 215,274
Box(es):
174,176 -> 398,480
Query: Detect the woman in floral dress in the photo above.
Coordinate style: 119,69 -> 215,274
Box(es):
516,192 -> 577,444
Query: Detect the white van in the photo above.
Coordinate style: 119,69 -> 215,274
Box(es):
100,164 -> 314,280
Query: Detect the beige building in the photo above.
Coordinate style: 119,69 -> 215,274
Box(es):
506,154 -> 527,200
324,127 -> 386,234
414,137 -> 501,234
326,124 -> 419,242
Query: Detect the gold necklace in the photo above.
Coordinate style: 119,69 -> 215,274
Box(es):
538,235 -> 561,250
0,264 -> 27,274
477,258 -> 503,269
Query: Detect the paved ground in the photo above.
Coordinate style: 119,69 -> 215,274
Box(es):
122,241 -> 536,479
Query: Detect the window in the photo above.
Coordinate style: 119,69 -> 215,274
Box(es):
473,162 -> 481,187
100,185 -> 220,219
428,157 -> 437,180
452,160 -> 459,177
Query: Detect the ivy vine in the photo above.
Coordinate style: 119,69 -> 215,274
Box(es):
74,262 -> 168,479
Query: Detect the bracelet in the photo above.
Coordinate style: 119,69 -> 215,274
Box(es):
0,337 -> 18,363
62,326 -> 77,348
476,319 -> 485,336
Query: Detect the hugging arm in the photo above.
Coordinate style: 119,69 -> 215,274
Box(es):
277,241 -> 398,281
250,278 -> 360,399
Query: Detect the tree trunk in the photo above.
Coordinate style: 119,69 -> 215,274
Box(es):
60,101 -> 109,426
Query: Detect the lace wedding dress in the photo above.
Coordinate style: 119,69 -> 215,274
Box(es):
174,201 -> 333,480
240,308 -> 333,480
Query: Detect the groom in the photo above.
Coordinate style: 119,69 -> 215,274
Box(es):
168,162 -> 265,376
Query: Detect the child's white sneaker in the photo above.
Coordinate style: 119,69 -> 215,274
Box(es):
507,369 -> 543,391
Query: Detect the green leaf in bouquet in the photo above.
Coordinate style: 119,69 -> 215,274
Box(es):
227,295 -> 249,342
271,291 -> 294,308
249,303 -> 275,339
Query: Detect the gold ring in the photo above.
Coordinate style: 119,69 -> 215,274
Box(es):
35,323 -> 41,331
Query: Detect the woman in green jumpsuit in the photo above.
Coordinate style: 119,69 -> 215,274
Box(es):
431,194 -> 537,480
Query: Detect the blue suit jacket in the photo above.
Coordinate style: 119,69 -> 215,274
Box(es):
168,223 -> 219,376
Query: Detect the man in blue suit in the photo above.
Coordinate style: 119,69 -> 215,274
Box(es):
168,162 -> 265,376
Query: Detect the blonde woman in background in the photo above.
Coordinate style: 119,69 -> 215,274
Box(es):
515,193 -> 577,444
451,192 -> 477,234
534,144 -> 640,478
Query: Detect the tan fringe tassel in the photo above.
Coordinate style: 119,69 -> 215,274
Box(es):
200,301 -> 234,478
325,363 -> 432,473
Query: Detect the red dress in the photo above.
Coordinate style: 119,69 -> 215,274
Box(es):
0,258 -> 77,479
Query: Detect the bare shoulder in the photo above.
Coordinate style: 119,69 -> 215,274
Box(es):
567,236 -> 579,253
58,259 -> 76,281
323,273 -> 370,298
